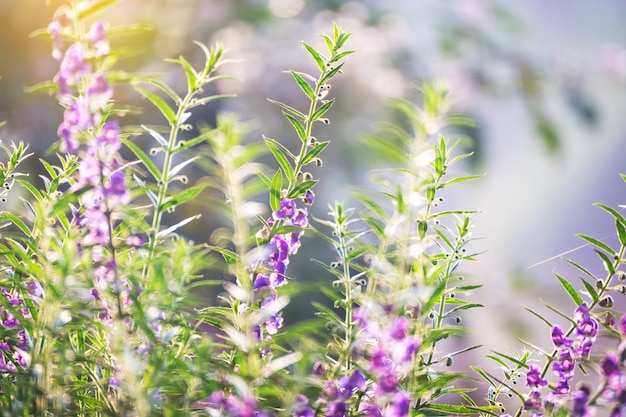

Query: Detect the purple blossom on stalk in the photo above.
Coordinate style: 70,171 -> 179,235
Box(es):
333,306 -> 421,417
572,385 -> 592,417
0,288 -> 32,372
50,16 -> 133,322
525,364 -> 547,389
205,391 -> 273,417
250,198 -> 309,347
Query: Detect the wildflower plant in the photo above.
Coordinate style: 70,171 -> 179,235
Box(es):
0,1 -> 624,416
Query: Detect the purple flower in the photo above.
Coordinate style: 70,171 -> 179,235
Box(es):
88,20 -> 110,56
338,370 -> 367,395
57,43 -> 91,91
304,189 -> 315,205
327,401 -> 347,417
293,395 -> 314,417
523,390 -> 543,415
551,325 -> 573,348
552,350 -> 575,379
273,198 -> 296,220
526,364 -> 547,389
572,385 -> 591,417
88,74 -> 113,109
619,314 -> 626,337
574,304 -> 598,339
386,392 -> 411,417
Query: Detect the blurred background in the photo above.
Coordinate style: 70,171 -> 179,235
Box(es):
1,0 -> 626,399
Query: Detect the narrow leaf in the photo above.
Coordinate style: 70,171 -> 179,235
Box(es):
168,156 -> 200,180
267,98 -> 306,120
438,175 -> 482,189
576,233 -> 616,257
156,214 -> 201,238
579,278 -> 598,302
270,170 -> 282,212
283,112 -> 307,141
178,55 -> 198,92
595,249 -> 616,275
287,180 -> 318,199
301,41 -> 326,70
122,139 -> 161,181
617,220 -> 626,246
555,274 -> 584,306
524,306 -> 553,328
289,71 -> 315,100
141,124 -> 169,147
264,137 -> 295,183
311,99 -> 334,122
141,79 -> 181,103
161,183 -> 206,212
136,87 -> 176,126
301,141 -> 329,166
594,203 -> 626,226
320,62 -> 344,85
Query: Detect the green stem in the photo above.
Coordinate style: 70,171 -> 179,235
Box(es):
142,88 -> 196,281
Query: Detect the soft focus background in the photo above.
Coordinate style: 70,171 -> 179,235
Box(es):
1,0 -> 626,398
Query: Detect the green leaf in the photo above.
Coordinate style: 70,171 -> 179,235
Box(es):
352,191 -> 388,220
270,170 -> 283,212
16,180 -> 42,203
301,41 -> 325,71
156,214 -> 201,239
331,50 -> 356,62
524,306 -> 553,328
289,71 -> 315,100
580,278 -> 599,302
594,203 -> 626,226
189,93 -> 235,108
438,175 -> 482,189
0,213 -> 31,236
283,112 -> 307,142
264,137 -> 295,183
595,249 -> 616,275
311,98 -> 335,121
564,258 -> 597,280
76,0 -> 122,19
287,180 -> 318,199
178,55 -> 198,92
24,80 -> 57,95
320,63 -> 344,86
320,34 -> 333,55
133,175 -> 158,206
445,303 -> 483,316
616,220 -> 626,246
490,350 -> 529,369
136,87 -> 176,126
140,79 -> 181,104
555,274 -> 584,306
161,183 -> 206,212
168,156 -> 200,180
267,99 -> 306,120
576,233 -> 616,257
301,141 -> 329,166
122,139 -> 161,181
423,403 -> 494,415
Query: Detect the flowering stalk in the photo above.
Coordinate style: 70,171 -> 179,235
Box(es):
515,238 -> 626,417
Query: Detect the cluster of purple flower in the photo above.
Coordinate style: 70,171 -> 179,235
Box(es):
49,16 -> 130,319
0,287 -> 32,372
595,315 -> 626,417
524,303 -> 599,416
252,197 -> 311,347
205,391 -> 272,417
320,305 -> 419,417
